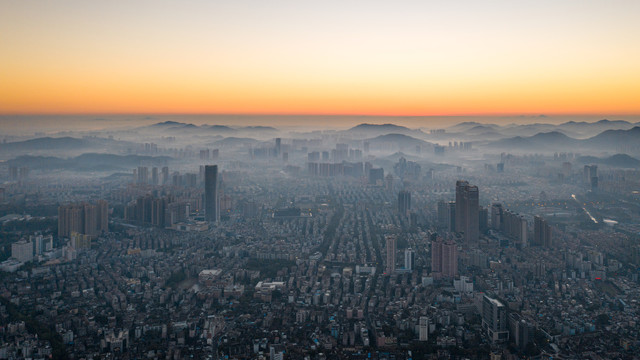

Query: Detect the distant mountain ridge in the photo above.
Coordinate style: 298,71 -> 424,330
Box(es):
0,137 -> 86,151
487,127 -> 640,152
576,154 -> 640,168
365,133 -> 432,152
7,153 -> 173,171
145,122 -> 277,133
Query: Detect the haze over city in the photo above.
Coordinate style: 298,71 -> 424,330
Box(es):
1,1 -> 640,359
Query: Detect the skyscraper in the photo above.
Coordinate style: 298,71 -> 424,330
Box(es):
431,236 -> 458,279
161,166 -> 169,185
533,216 -> 553,247
442,239 -> 458,279
137,166 -> 149,184
482,295 -> 509,343
404,248 -> 414,271
455,180 -> 479,243
385,235 -> 396,274
491,203 -> 503,230
431,236 -> 442,277
58,201 -> 108,238
151,167 -> 158,185
398,190 -> 411,216
437,200 -> 448,229
205,165 -> 219,223
419,316 -> 429,341
275,138 -> 281,157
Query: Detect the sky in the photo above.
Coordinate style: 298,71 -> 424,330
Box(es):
1,0 -> 639,119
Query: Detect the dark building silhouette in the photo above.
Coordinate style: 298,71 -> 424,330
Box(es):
479,207 -> 488,233
368,167 -> 384,185
437,200 -> 448,229
431,236 -> 458,279
275,138 -> 281,157
161,166 -> 169,185
398,190 -> 411,216
503,209 -> 528,248
58,201 -> 108,238
533,215 -> 553,247
491,203 -> 503,230
584,165 -> 598,190
205,165 -> 219,223
151,167 -> 158,185
455,180 -> 479,243
386,235 -> 396,274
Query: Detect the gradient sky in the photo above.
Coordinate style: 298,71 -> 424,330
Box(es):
1,0 -> 639,116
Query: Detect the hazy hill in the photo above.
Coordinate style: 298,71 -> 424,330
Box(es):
366,133 -> 432,152
0,137 -> 86,151
143,122 -> 278,138
488,131 -> 578,150
446,122 -> 487,132
576,154 -> 640,168
584,126 -> 640,147
8,153 -> 173,171
345,123 -> 423,138
210,137 -> 260,147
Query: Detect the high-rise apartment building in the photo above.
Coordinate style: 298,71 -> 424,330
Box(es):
431,236 -> 458,279
161,166 -> 169,185
398,190 -> 411,216
491,203 -> 503,230
404,248 -> 414,271
385,235 -> 396,274
455,180 -> 479,243
503,209 -> 528,248
482,295 -> 509,343
419,316 -> 429,341
442,239 -> 458,279
205,165 -> 219,223
58,202 -> 108,238
11,239 -> 33,263
437,200 -> 448,229
151,167 -> 158,185
533,216 -> 553,247
137,166 -> 149,184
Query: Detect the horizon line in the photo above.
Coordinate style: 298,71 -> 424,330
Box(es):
1,112 -> 638,118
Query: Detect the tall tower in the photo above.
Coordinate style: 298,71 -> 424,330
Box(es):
431,236 -> 443,275
419,316 -> 429,341
161,166 -> 169,185
404,248 -> 414,271
442,239 -> 458,278
275,138 -> 282,157
385,235 -> 396,274
455,181 -> 468,234
151,167 -> 158,185
455,180 -> 479,243
398,190 -> 411,216
534,216 -> 553,247
205,165 -> 219,223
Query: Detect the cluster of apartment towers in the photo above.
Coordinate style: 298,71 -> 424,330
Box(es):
436,181 -> 553,250
385,181 -> 553,280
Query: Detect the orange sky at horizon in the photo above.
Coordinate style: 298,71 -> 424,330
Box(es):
1,0 -> 639,117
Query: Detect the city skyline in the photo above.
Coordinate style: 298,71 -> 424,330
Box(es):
2,1 -> 640,358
